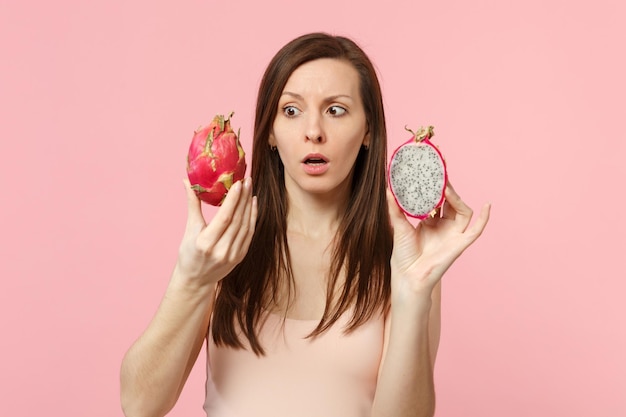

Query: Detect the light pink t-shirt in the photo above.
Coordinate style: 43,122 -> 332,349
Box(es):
204,310 -> 384,417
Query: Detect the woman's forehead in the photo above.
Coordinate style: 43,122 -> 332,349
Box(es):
282,58 -> 360,98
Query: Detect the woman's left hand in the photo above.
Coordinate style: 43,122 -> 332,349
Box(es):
387,182 -> 491,302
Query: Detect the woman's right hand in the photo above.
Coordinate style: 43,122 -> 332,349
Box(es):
121,179 -> 256,417
175,177 -> 258,286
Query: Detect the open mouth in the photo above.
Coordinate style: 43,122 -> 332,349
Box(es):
302,153 -> 328,165
301,154 -> 329,174
304,157 -> 327,165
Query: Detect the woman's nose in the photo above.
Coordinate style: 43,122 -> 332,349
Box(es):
305,114 -> 324,143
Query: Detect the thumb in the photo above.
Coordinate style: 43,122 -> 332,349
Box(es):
183,178 -> 205,228
386,188 -> 406,229
386,188 -> 418,244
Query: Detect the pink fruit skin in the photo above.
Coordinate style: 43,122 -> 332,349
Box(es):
388,132 -> 448,220
187,113 -> 246,206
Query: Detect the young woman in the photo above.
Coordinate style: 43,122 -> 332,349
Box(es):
121,32 -> 490,417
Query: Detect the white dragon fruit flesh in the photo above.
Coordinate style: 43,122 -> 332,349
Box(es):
388,125 -> 447,219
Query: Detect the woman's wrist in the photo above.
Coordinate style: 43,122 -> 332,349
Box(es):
391,262 -> 440,306
170,263 -> 218,299
391,290 -> 433,319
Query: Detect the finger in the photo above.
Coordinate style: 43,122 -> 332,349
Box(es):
214,177 -> 253,248
386,188 -> 407,229
230,178 -> 255,252
443,184 -> 473,229
465,203 -> 491,242
420,207 -> 441,227
183,178 -> 205,229
386,188 -> 419,245
199,179 -> 244,246
441,198 -> 455,220
238,195 -> 258,256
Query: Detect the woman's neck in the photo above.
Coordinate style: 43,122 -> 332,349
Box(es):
285,185 -> 349,239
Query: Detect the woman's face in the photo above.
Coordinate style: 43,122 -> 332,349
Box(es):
270,58 -> 370,200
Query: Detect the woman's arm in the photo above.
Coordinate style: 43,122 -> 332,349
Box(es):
373,279 -> 439,417
372,185 -> 489,417
120,275 -> 216,417
429,281 -> 442,367
120,178 -> 257,417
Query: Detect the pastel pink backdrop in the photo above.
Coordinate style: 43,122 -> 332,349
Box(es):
1,0 -> 624,416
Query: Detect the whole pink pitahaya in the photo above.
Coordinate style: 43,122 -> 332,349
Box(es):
187,112 -> 246,206
388,125 -> 447,219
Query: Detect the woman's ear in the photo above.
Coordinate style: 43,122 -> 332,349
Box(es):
363,127 -> 371,149
269,131 -> 276,147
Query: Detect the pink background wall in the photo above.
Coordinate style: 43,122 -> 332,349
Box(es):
1,0 -> 624,416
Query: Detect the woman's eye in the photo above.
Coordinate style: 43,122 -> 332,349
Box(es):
283,106 -> 301,117
328,106 -> 347,116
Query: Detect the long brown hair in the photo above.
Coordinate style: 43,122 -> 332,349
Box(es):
211,32 -> 393,355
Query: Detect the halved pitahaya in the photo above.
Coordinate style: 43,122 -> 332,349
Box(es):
388,125 -> 447,219
187,112 -> 246,206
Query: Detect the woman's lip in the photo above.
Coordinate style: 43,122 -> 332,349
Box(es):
301,153 -> 328,163
302,160 -> 329,175
301,153 -> 329,174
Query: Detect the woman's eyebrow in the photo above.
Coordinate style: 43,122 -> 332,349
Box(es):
281,91 -> 303,100
281,91 -> 354,102
325,94 -> 354,102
